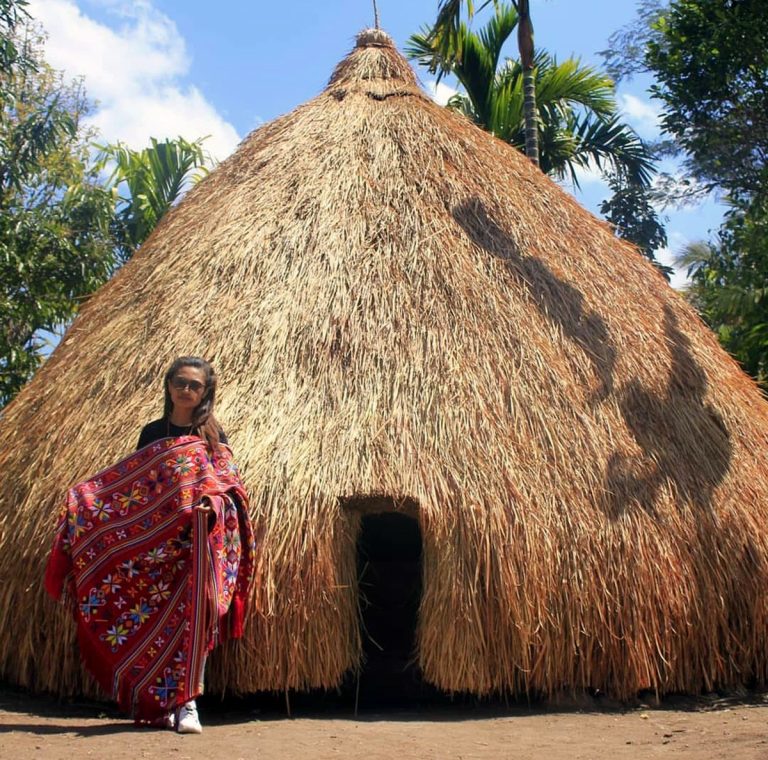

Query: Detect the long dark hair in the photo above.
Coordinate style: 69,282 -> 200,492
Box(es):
163,356 -> 222,449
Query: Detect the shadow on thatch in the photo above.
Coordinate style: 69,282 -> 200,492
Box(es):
605,305 -> 731,517
452,197 -> 732,518
452,197 -> 616,401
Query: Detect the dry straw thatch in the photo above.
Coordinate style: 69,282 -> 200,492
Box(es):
1,28 -> 768,701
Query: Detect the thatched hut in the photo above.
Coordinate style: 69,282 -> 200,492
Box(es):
1,29 -> 768,702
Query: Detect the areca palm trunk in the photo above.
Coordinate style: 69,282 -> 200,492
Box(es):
515,0 -> 539,167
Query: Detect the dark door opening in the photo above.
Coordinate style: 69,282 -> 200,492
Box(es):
356,511 -> 423,703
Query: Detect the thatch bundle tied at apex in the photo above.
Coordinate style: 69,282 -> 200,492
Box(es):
1,29 -> 768,702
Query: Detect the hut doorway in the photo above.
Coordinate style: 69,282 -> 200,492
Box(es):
351,500 -> 423,704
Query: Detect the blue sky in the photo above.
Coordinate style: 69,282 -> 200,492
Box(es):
28,0 -> 725,286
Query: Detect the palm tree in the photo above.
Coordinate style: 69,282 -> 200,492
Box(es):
407,3 -> 654,186
429,0 -> 539,164
96,136 -> 209,260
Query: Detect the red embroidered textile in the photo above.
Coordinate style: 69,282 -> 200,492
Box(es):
44,437 -> 255,721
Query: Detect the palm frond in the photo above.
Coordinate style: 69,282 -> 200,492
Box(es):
430,0 -> 497,64
408,7 -> 515,121
675,241 -> 716,277
486,70 -> 524,140
446,93 -> 481,124
95,136 -> 209,253
405,26 -> 454,79
477,3 -> 519,75
533,55 -> 615,118
564,114 -> 655,187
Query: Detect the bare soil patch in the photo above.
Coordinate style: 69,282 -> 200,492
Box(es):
2,685 -> 768,760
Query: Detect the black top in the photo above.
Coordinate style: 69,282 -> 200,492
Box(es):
136,418 -> 229,450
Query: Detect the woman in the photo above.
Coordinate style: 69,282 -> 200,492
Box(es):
45,356 -> 254,734
136,356 -> 228,733
137,356 -> 227,451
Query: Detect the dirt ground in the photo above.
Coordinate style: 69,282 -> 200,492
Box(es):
2,686 -> 768,760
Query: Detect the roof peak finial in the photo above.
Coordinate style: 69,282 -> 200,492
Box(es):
354,28 -> 394,49
372,0 -> 380,29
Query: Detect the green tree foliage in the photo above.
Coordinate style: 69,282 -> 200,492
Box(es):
0,2 -> 211,407
0,25 -> 116,405
600,172 -> 670,276
0,0 -> 31,78
644,0 -> 768,386
646,0 -> 767,202
599,0 -> 667,83
678,200 -> 768,387
96,137 -> 209,261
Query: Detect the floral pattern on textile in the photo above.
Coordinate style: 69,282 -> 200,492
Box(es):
44,437 -> 255,722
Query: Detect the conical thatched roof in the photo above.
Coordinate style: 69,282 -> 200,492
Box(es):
2,29 -> 768,701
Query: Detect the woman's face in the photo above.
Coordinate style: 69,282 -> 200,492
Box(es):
168,365 -> 207,414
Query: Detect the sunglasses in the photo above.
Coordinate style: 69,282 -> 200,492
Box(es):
170,377 -> 206,393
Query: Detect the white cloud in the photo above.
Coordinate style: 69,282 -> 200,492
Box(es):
656,231 -> 693,290
425,79 -> 458,106
618,92 -> 662,139
28,0 -> 240,162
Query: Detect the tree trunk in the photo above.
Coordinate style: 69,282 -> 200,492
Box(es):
516,0 -> 539,167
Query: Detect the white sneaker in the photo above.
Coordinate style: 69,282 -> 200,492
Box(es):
176,700 -> 202,734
